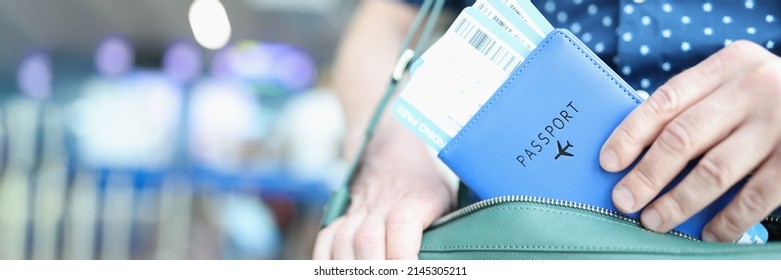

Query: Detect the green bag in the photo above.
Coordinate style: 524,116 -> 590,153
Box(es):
321,0 -> 781,259
419,193 -> 781,259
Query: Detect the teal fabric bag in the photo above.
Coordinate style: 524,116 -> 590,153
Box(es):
418,190 -> 781,259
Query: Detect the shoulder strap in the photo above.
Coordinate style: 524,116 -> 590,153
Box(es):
321,0 -> 447,228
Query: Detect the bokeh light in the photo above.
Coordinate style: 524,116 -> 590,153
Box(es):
95,36 -> 134,77
17,51 -> 52,99
163,41 -> 203,83
189,0 -> 232,50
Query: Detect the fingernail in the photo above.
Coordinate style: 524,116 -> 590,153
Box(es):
613,185 -> 635,212
642,209 -> 661,232
702,230 -> 717,242
601,147 -> 619,171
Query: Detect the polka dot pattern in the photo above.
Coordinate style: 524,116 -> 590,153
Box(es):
418,0 -> 781,92
538,0 -> 621,70
532,0 -> 781,91
607,0 -> 781,91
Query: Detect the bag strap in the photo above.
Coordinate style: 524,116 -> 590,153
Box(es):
321,0 -> 447,228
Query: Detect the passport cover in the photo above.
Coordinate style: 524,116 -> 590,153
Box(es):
437,29 -> 740,240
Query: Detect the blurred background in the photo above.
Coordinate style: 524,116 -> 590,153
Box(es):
0,0 -> 358,259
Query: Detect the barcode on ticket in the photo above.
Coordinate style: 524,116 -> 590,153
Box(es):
452,16 -> 521,73
473,1 -> 537,50
475,2 -> 511,33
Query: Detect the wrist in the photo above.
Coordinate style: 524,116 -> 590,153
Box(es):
365,119 -> 460,198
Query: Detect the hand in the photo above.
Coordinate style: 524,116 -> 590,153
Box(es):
600,41 -> 781,242
313,127 -> 454,259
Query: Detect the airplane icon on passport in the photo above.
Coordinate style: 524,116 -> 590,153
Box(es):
554,140 -> 574,160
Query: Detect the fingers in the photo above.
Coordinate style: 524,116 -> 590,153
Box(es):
602,42 -> 781,237
313,189 -> 449,260
353,211 -> 387,259
600,48 -> 729,172
386,194 -> 449,260
639,120 -> 775,233
703,150 -> 781,242
312,205 -> 394,260
385,207 -> 424,260
331,207 -> 368,259
312,217 -> 344,260
611,89 -> 746,214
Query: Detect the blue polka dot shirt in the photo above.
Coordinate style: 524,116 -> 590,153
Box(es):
403,0 -> 781,92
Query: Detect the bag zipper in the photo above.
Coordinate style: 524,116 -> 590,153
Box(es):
765,215 -> 781,224
430,195 -> 700,241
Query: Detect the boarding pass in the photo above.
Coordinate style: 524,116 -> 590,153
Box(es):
393,0 -> 553,151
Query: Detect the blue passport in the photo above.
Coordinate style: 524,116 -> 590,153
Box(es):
437,29 -> 740,240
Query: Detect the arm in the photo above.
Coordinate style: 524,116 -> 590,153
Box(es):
314,1 -> 455,260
